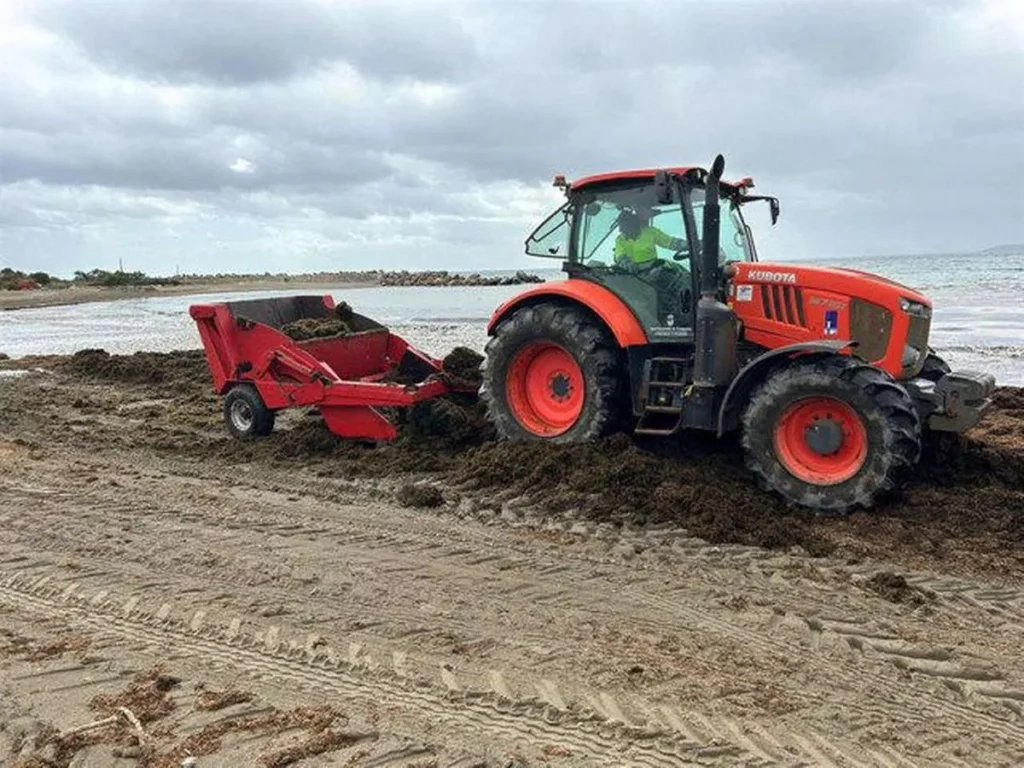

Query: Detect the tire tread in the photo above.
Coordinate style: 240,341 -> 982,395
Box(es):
481,303 -> 624,442
741,355 -> 922,513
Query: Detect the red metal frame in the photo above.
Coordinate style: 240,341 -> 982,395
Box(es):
190,296 -> 464,442
569,166 -> 749,193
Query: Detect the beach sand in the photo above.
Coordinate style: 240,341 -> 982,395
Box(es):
0,349 -> 1022,765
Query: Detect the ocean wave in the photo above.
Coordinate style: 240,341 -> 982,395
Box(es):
935,345 -> 1024,359
404,316 -> 490,324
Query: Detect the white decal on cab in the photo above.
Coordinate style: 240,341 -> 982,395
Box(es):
748,270 -> 797,283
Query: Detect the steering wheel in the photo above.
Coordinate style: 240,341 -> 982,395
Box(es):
616,258 -> 655,275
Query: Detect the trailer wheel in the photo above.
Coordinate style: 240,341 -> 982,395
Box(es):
742,355 -> 921,513
481,303 -> 624,442
223,385 -> 275,440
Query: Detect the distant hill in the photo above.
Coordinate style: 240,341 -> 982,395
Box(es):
976,244 -> 1024,256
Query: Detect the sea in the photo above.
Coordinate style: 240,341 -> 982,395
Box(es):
1,251 -> 1023,385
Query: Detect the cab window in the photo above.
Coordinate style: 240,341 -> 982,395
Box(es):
573,184 -> 686,267
525,203 -> 571,259
690,191 -> 753,264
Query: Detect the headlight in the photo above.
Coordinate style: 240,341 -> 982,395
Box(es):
898,297 -> 931,318
902,344 -> 922,369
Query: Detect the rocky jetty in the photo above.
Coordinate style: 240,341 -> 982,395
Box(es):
379,270 -> 543,287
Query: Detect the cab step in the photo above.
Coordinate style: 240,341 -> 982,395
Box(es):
635,356 -> 692,436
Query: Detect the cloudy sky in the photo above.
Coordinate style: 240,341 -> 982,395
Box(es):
1,0 -> 1022,277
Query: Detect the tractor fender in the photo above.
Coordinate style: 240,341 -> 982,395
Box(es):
717,340 -> 855,436
487,279 -> 648,348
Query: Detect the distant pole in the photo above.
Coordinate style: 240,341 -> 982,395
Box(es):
118,257 -> 123,273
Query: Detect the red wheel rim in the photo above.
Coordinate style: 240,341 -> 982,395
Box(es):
505,341 -> 584,436
773,397 -> 868,485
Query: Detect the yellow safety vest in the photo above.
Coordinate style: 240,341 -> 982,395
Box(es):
614,227 -> 680,265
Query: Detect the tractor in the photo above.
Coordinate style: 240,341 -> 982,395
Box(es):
480,155 -> 995,512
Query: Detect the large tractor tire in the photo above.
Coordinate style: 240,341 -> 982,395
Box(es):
481,303 -> 624,442
741,355 -> 921,513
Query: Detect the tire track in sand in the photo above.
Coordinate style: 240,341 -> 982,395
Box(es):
3,467 -> 1021,764
0,569 -> 915,768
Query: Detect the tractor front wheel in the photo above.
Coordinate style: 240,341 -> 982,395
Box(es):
481,304 -> 623,442
742,356 -> 921,513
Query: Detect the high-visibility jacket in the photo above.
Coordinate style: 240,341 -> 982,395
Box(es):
614,227 -> 684,265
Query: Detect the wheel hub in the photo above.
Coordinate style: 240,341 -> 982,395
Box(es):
230,400 -> 254,432
804,418 -> 844,455
504,342 -> 585,437
549,372 -> 573,401
772,396 -> 869,486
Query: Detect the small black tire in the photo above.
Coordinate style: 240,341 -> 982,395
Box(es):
741,355 -> 921,513
223,384 -> 275,440
919,351 -> 951,382
481,303 -> 625,443
917,351 -> 961,452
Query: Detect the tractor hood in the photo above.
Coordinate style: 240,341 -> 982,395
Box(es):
730,261 -> 934,380
734,262 -> 931,308
830,267 -> 930,299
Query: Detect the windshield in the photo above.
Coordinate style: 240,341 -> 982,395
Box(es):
689,188 -> 754,264
572,183 -> 686,267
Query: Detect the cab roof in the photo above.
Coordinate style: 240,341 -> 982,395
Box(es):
569,167 -> 751,192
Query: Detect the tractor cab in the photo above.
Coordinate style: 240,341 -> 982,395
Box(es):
524,167 -> 772,342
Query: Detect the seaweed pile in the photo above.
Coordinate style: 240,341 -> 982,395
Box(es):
281,302 -> 358,341
47,343 -> 1024,574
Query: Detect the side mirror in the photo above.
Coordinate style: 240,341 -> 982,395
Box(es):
769,198 -> 780,225
654,169 -> 673,204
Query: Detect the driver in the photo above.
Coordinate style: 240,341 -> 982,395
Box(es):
613,206 -> 686,268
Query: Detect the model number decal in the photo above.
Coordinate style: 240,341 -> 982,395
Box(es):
748,270 -> 797,283
809,296 -> 846,310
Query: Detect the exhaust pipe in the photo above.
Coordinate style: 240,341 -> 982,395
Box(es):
700,154 -> 725,298
693,153 -> 737,388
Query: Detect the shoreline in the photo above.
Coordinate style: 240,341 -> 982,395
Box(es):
0,269 -> 548,312
0,278 -> 380,312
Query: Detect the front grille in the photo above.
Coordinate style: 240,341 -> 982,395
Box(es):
760,285 -> 807,327
849,299 -> 893,363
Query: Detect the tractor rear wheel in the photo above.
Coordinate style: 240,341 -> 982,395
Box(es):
742,355 -> 921,513
481,303 -> 623,442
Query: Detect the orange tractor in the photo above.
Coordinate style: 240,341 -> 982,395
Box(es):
481,155 -> 995,512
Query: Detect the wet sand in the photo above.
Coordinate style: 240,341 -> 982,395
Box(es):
1,350 -> 1022,766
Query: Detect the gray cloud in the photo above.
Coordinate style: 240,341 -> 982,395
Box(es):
30,0 -> 479,85
1,0 -> 1022,276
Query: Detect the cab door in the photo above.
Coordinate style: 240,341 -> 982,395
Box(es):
570,183 -> 695,342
